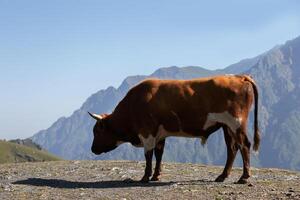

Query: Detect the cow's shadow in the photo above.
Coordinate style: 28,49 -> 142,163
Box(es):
13,178 -> 174,189
13,178 -> 214,189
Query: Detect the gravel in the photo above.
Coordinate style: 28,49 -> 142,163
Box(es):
0,160 -> 300,200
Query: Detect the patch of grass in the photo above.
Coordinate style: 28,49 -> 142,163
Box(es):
0,140 -> 61,164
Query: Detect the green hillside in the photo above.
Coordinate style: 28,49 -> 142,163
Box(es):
0,140 -> 61,164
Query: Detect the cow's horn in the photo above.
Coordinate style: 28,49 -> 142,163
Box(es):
88,112 -> 103,121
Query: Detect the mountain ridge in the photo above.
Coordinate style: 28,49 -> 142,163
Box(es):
31,35 -> 300,170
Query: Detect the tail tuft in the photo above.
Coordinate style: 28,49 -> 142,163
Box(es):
253,130 -> 260,152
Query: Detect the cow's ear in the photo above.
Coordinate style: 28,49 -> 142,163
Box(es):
88,112 -> 103,121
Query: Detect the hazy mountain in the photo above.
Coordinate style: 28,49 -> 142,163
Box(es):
248,36 -> 300,169
224,55 -> 262,74
32,35 -> 300,170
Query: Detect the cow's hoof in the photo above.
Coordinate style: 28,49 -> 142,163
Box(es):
150,175 -> 161,181
236,178 -> 248,184
215,175 -> 226,182
140,176 -> 150,183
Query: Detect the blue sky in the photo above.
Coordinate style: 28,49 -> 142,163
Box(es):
0,0 -> 300,139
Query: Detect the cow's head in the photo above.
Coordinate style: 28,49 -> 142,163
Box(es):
88,112 -> 120,155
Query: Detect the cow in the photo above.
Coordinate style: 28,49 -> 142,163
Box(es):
88,74 -> 260,184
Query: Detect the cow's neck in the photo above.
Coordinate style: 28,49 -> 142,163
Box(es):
109,113 -> 138,144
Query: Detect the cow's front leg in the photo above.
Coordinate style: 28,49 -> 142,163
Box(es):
139,134 -> 157,183
151,139 -> 165,181
141,149 -> 153,183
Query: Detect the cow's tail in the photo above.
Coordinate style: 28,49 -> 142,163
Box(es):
244,75 -> 260,152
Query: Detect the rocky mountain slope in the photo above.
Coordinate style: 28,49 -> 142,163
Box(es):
248,36 -> 300,169
9,138 -> 42,150
0,140 -> 61,164
0,161 -> 299,199
31,36 -> 300,170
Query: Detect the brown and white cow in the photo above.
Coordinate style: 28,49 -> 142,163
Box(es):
89,74 -> 260,184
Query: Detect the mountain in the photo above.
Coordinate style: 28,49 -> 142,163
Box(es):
247,36 -> 300,169
9,138 -> 42,150
0,139 -> 61,164
224,55 -> 262,74
32,36 -> 300,170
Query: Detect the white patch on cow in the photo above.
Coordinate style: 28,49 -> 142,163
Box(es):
204,111 -> 242,133
203,120 -> 217,130
138,134 -> 156,154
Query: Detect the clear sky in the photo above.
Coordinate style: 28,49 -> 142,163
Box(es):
0,0 -> 300,139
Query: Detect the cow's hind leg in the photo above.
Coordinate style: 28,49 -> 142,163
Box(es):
141,149 -> 154,183
215,126 -> 238,182
236,128 -> 251,184
151,139 -> 165,181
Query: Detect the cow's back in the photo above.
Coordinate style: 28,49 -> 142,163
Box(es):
114,75 -> 254,136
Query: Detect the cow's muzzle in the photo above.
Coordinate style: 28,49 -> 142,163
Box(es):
91,146 -> 102,155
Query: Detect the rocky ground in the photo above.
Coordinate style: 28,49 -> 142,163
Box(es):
0,160 -> 300,200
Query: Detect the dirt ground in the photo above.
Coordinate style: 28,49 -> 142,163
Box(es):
0,160 -> 299,200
